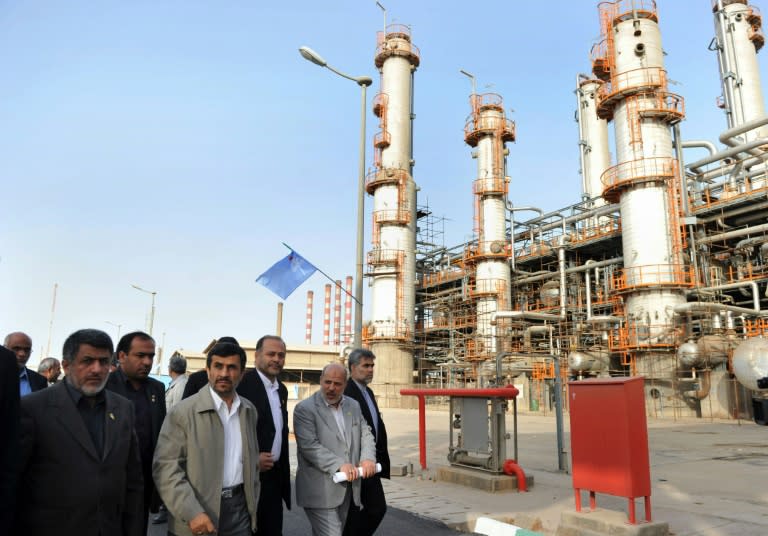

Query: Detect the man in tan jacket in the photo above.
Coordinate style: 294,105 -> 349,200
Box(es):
153,341 -> 260,536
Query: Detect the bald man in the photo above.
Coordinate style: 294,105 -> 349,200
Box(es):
4,332 -> 47,396
293,363 -> 376,536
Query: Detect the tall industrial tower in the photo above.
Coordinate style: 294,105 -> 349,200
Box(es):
366,24 -> 420,406
463,93 -> 515,358
591,1 -> 689,380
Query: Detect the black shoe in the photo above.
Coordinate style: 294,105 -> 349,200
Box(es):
152,511 -> 168,524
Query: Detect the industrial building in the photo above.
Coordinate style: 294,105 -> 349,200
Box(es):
338,0 -> 768,420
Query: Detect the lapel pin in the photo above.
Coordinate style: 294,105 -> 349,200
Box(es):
109,412 -> 116,421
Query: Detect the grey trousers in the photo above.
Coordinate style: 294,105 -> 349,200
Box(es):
303,487 -> 352,536
218,486 -> 252,536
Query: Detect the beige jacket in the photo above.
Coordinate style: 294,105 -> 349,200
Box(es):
152,386 -> 260,536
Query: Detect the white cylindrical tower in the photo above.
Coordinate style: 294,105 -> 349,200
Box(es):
714,0 -> 767,139
576,77 -> 611,205
366,24 -> 420,402
592,1 -> 689,377
464,93 -> 515,358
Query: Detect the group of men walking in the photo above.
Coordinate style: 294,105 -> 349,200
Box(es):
3,328 -> 390,536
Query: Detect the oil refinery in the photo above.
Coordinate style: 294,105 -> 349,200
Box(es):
298,0 -> 768,422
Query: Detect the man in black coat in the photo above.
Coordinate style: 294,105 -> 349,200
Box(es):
5,332 -> 47,395
106,331 -> 166,534
17,329 -> 144,536
0,345 -> 20,531
236,335 -> 291,535
343,348 -> 390,536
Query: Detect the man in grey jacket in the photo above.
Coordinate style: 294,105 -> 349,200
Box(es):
153,342 -> 260,536
294,363 -> 377,536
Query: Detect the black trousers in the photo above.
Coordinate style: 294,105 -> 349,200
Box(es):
343,476 -> 386,536
256,467 -> 285,536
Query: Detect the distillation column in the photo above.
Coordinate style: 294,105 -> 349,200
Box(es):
576,76 -> 611,208
366,24 -> 420,404
592,1 -> 689,382
463,94 -> 515,358
713,0 -> 767,139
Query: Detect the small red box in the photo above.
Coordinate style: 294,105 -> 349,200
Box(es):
568,376 -> 651,523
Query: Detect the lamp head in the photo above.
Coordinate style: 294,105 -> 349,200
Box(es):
299,46 -> 326,67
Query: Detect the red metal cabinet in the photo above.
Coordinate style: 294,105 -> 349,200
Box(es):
568,377 -> 652,523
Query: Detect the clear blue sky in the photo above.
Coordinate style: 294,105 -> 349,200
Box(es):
2,1 -> 763,369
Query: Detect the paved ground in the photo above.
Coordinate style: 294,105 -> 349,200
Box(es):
150,404 -> 768,535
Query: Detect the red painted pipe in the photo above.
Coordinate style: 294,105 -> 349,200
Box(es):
502,459 -> 528,492
400,386 -> 519,399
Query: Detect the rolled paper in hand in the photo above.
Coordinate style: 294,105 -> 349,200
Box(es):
332,463 -> 382,483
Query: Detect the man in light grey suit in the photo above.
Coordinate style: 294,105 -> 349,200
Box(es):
294,363 -> 377,536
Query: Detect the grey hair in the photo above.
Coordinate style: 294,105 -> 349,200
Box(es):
347,348 -> 375,370
169,354 -> 187,374
38,357 -> 60,373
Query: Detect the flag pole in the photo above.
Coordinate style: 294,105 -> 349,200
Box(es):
282,242 -> 361,306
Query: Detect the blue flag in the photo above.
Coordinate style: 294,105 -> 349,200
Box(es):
256,249 -> 318,299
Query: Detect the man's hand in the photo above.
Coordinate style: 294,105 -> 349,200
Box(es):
188,512 -> 216,535
360,459 -> 377,478
259,452 -> 275,471
339,462 -> 358,481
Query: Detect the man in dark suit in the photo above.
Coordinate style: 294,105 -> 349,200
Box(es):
5,331 -> 47,395
237,335 -> 291,535
182,336 -> 240,400
17,329 -> 144,536
0,345 -> 20,531
106,331 -> 166,534
343,348 -> 390,536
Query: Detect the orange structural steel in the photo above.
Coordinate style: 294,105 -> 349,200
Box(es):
400,386 -> 519,471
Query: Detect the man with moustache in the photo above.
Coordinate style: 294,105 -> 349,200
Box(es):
153,341 -> 261,536
16,329 -> 144,536
294,363 -> 377,536
237,335 -> 290,535
5,331 -> 47,395
107,331 -> 166,533
182,336 -> 240,400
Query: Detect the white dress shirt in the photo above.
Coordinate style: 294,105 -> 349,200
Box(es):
325,397 -> 347,442
209,386 -> 244,487
257,370 -> 283,460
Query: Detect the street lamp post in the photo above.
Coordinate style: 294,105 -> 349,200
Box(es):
105,321 -> 123,342
131,284 -> 157,336
299,45 -> 372,349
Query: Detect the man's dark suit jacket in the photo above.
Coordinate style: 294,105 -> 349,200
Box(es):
237,370 -> 291,509
106,369 -> 166,512
0,346 -> 20,530
25,366 -> 48,392
17,381 -> 144,536
344,381 -> 390,478
181,368 -> 208,400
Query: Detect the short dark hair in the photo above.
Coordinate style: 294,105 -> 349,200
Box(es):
206,342 -> 246,370
218,336 -> 239,345
169,355 -> 187,374
116,331 -> 155,355
347,348 -> 375,370
256,335 -> 285,352
62,329 -> 114,363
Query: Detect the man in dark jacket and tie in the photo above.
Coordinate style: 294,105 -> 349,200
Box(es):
343,348 -> 390,536
236,335 -> 291,535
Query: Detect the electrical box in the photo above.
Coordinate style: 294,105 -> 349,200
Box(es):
568,376 -> 652,523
